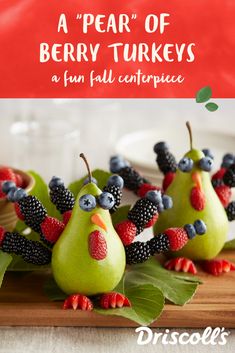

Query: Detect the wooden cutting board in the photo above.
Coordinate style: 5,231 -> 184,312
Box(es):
0,250 -> 234,328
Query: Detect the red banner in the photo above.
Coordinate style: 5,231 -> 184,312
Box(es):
0,0 -> 234,98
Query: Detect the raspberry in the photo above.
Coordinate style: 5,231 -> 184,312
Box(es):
125,241 -> 151,264
0,167 -> 16,183
63,210 -> 72,225
100,292 -> 131,309
40,216 -> 65,244
226,201 -> 235,221
212,168 -> 226,181
223,164 -> 235,187
163,172 -> 176,191
0,232 -> 51,265
165,228 -> 188,251
202,259 -> 235,276
128,198 -> 158,234
156,151 -> 177,175
145,213 -> 159,228
115,220 -> 137,246
89,231 -> 107,260
0,226 -> 5,246
147,233 -> 170,255
18,196 -> 47,232
50,185 -> 75,214
190,187 -> 206,211
164,257 -> 197,274
63,294 -> 93,311
15,173 -> 23,187
215,185 -> 232,208
14,203 -> 25,220
103,184 -> 122,213
137,183 -> 160,198
118,166 -> 146,193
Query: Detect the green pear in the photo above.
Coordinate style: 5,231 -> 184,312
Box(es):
51,156 -> 126,296
154,124 -> 228,260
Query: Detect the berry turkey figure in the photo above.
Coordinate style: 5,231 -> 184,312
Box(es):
113,122 -> 235,276
0,153 -> 205,310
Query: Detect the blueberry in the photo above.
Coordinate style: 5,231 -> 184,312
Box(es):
97,192 -> 115,210
184,224 -> 196,239
153,141 -> 169,154
7,187 -> 18,202
221,153 -> 235,169
178,157 -> 194,172
146,190 -> 162,205
162,195 -> 173,209
1,181 -> 16,194
110,156 -> 129,173
49,176 -> 64,190
107,175 -> 124,189
83,177 -> 97,185
199,157 -> 214,172
13,188 -> 27,201
194,220 -> 207,235
202,148 -> 214,160
157,202 -> 164,213
79,194 -> 97,212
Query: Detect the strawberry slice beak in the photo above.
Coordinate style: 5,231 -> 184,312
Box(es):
192,172 -> 203,191
91,213 -> 107,232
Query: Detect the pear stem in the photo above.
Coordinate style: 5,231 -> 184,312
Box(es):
186,121 -> 193,150
80,153 -> 92,183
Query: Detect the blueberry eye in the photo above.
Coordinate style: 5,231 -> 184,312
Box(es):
199,157 -> 213,172
97,192 -> 115,210
79,194 -> 97,212
178,157 -> 194,172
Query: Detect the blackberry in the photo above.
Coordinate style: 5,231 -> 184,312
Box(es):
119,166 -> 146,193
147,233 -> 170,256
156,151 -> 177,175
39,232 -> 53,248
223,164 -> 235,187
128,198 -> 158,234
1,232 -> 51,265
226,201 -> 235,221
125,241 -> 151,264
212,179 -> 223,188
18,196 -> 47,232
50,185 -> 75,214
103,185 -> 122,213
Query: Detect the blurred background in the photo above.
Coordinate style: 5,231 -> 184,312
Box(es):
0,99 -> 234,184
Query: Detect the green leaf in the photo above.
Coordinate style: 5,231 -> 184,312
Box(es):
196,86 -> 212,103
205,102 -> 219,112
128,258 -> 200,305
111,205 -> 131,226
44,277 -> 67,301
223,239 -> 235,250
68,169 -> 112,199
0,252 -> 12,287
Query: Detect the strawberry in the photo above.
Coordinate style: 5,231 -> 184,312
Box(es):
89,230 -> 107,260
15,173 -> 23,187
0,167 -> 16,183
40,216 -> 65,244
202,259 -> 235,276
215,185 -> 232,207
115,220 -> 137,245
14,203 -> 25,220
63,210 -> 72,225
145,213 -> 159,228
0,181 -> 6,199
100,292 -> 131,309
190,187 -> 206,211
63,294 -> 93,311
0,226 -> 6,246
137,183 -> 160,198
163,172 -> 176,191
164,257 -> 197,274
212,168 -> 226,181
165,228 -> 188,251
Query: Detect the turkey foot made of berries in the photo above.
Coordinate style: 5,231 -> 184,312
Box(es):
164,257 -> 197,274
201,259 -> 235,276
63,294 -> 93,311
100,292 -> 131,309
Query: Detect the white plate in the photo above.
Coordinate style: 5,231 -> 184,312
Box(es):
115,128 -> 235,172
